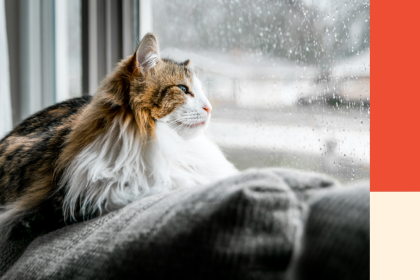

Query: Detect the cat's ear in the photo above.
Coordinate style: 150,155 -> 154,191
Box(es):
135,33 -> 161,76
181,59 -> 190,67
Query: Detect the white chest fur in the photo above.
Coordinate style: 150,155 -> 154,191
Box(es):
61,118 -> 237,221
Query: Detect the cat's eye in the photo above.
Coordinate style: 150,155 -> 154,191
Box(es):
177,85 -> 188,94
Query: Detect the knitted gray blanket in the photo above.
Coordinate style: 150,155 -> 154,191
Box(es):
0,168 -> 369,280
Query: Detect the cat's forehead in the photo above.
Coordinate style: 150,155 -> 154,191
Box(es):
161,58 -> 188,67
160,58 -> 193,82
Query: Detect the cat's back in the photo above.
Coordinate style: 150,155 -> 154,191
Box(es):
0,96 -> 92,205
3,96 -> 92,139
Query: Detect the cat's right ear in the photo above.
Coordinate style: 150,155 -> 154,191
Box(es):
134,33 -> 161,78
181,59 -> 190,67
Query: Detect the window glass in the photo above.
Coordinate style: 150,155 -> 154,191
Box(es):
153,0 -> 370,183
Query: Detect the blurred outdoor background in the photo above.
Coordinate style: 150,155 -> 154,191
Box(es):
0,0 -> 369,184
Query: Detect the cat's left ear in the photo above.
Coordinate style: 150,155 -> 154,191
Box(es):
134,33 -> 161,76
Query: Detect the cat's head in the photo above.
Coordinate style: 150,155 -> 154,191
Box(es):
110,33 -> 212,141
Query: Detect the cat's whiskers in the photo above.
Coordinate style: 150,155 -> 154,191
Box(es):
167,115 -> 189,124
182,112 -> 201,117
173,122 -> 186,133
167,118 -> 184,126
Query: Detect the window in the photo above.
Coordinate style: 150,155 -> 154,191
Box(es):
153,0 -> 370,183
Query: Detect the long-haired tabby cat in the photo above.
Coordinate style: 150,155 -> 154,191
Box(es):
0,33 -> 237,239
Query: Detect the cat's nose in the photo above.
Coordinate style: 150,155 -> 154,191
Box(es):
203,106 -> 212,114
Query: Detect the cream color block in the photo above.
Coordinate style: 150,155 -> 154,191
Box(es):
371,192 -> 420,280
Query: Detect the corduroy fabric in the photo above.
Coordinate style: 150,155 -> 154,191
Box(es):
0,168 -> 368,280
287,184 -> 370,280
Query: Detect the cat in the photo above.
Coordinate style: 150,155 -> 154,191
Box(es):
0,33 -> 237,239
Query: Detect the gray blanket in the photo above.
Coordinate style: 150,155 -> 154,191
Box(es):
0,168 -> 369,280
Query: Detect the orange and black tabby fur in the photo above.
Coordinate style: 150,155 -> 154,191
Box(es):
0,97 -> 92,238
0,33 -> 212,239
